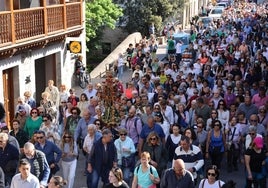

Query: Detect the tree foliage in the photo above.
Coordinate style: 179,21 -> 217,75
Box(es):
85,0 -> 123,42
115,0 -> 183,36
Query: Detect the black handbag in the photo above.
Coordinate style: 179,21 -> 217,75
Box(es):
122,154 -> 135,168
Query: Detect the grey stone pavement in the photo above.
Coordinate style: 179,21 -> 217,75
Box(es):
67,44 -> 256,187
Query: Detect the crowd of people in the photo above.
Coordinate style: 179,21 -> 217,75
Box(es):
0,1 -> 268,188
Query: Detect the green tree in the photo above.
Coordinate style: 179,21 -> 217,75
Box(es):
115,0 -> 183,36
85,0 -> 123,42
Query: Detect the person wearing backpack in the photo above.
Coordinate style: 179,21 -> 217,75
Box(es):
123,106 -> 143,149
198,165 -> 225,188
131,152 -> 160,188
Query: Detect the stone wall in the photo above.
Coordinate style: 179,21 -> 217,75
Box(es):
90,32 -> 142,79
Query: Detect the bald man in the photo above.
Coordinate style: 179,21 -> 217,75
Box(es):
160,159 -> 194,188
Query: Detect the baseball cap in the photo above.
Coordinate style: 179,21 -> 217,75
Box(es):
253,137 -> 263,148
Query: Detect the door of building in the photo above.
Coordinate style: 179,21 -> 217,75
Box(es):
35,54 -> 57,106
2,68 -> 14,127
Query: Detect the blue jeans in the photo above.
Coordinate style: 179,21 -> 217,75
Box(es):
117,66 -> 124,80
89,168 -> 110,188
119,165 -> 132,185
245,171 -> 266,188
86,171 -> 92,188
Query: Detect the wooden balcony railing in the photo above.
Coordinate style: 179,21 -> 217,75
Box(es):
14,8 -> 44,40
0,2 -> 82,46
0,12 -> 12,44
47,6 -> 64,33
66,3 -> 81,28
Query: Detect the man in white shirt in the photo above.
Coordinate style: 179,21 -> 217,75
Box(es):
10,159 -> 39,188
175,40 -> 183,64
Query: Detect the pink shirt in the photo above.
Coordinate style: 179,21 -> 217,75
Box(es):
252,94 -> 268,108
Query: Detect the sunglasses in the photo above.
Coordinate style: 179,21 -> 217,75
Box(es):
249,133 -> 256,136
42,119 -> 48,122
207,173 -> 216,177
95,123 -> 100,125
150,137 -> 157,141
120,133 -> 127,136
214,123 -> 220,126
36,136 -> 44,139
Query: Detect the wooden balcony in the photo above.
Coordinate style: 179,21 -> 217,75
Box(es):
0,2 -> 83,55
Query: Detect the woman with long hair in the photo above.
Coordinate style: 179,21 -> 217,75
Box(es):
165,124 -> 182,168
206,109 -> 218,131
206,120 -> 226,170
60,132 -> 78,188
142,132 -> 168,178
184,127 -> 199,147
48,176 -> 67,188
106,167 -> 129,188
77,93 -> 89,116
217,99 -> 230,128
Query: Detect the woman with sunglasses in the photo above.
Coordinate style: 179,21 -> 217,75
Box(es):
198,165 -> 225,188
39,114 -> 60,146
257,106 -> 267,128
24,108 -> 42,138
106,167 -> 129,188
114,128 -> 135,185
206,110 -> 218,131
142,132 -> 168,178
60,131 -> 78,188
48,176 -> 67,188
206,120 -> 226,170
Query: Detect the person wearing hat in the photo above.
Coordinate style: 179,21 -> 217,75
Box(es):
15,105 -> 29,130
153,111 -> 170,140
244,136 -> 267,188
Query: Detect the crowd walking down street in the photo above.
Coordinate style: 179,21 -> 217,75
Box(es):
1,1 -> 268,188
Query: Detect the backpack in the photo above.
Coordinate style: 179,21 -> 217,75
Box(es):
136,164 -> 153,174
201,179 -> 222,188
125,117 -> 144,133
